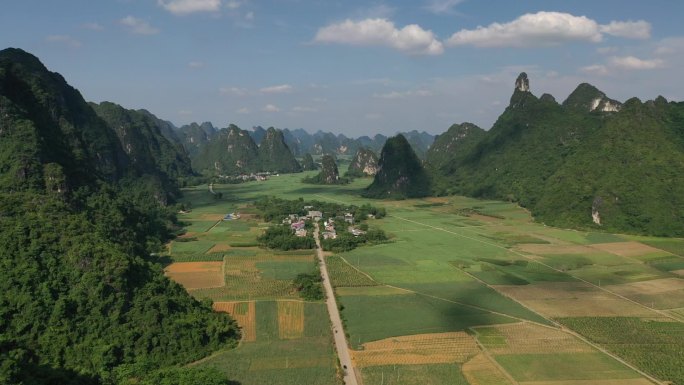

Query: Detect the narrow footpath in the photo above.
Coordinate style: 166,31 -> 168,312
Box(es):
314,223 -> 359,385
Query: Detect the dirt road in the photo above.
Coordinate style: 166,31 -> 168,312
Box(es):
314,223 -> 359,385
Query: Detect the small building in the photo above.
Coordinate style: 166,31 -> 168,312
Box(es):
295,228 -> 307,237
224,212 -> 240,221
344,213 -> 355,224
291,221 -> 306,231
322,231 -> 337,240
350,228 -> 366,237
307,210 -> 323,221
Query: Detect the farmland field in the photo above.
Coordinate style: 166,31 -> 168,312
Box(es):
165,172 -> 684,385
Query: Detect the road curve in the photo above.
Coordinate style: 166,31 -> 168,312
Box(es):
314,223 -> 359,385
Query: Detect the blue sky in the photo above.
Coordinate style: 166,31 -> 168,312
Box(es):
2,0 -> 683,136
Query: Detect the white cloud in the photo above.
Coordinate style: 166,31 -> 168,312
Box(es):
82,22 -> 104,31
236,107 -> 249,114
581,56 -> 664,76
45,35 -> 82,48
580,64 -> 609,76
609,56 -> 664,70
158,0 -> 221,15
120,16 -> 159,35
292,106 -> 317,112
220,86 -> 248,96
188,61 -> 204,68
260,84 -> 292,94
596,46 -> 618,55
600,20 -> 651,40
447,13 -> 654,48
244,11 -> 254,21
178,109 -> 193,115
425,0 -> 464,14
262,104 -> 280,112
314,18 -> 444,55
447,12 -> 603,47
373,90 -> 433,99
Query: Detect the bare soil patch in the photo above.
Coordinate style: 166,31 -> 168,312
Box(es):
351,332 -> 479,368
213,301 -> 256,342
277,301 -> 305,339
495,282 -> 656,317
607,277 -> 684,296
165,261 -> 224,289
589,241 -> 663,258
208,243 -> 232,253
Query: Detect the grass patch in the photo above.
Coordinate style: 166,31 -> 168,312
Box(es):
495,352 -> 639,382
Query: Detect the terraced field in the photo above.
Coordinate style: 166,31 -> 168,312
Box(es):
166,173 -> 684,385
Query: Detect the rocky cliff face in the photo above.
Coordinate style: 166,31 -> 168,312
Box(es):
562,83 -> 622,113
347,147 -> 379,176
364,135 -> 431,199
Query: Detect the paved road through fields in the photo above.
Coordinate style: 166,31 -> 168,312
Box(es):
314,223 -> 359,385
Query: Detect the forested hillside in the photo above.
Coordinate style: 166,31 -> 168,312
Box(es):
428,73 -> 684,236
365,134 -> 431,199
0,48 -> 239,385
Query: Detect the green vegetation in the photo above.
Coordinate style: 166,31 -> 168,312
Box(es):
257,127 -> 302,173
560,317 -> 684,384
364,134 -> 431,199
294,272 -> 325,301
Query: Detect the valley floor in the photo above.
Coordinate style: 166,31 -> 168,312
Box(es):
165,172 -> 684,385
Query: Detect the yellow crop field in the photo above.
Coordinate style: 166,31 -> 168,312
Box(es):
277,301 -> 305,339
351,332 -> 479,367
213,301 -> 257,342
165,261 -> 224,290
477,323 -> 593,355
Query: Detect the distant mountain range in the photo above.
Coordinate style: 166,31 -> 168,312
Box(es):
176,122 -> 435,174
3,46 -> 682,237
